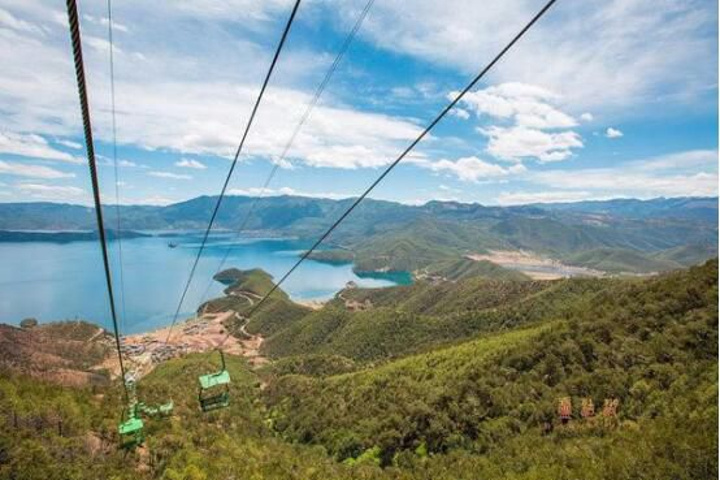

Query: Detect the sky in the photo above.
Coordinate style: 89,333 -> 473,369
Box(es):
0,0 -> 717,207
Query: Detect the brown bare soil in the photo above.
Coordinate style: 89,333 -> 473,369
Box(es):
117,310 -> 269,379
466,250 -> 605,279
0,322 -> 111,386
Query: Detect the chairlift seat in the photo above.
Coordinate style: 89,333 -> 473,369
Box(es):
118,416 -> 144,449
198,350 -> 231,412
199,369 -> 231,390
159,401 -> 174,416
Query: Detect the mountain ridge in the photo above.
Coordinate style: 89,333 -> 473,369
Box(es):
0,195 -> 716,276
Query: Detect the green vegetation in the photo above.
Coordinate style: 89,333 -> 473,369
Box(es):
262,275 -> 603,361
265,261 -> 718,468
245,297 -> 312,336
307,249 -> 355,264
213,268 -> 283,298
0,356 -> 383,480
423,258 -> 530,281
0,229 -> 149,243
260,353 -> 359,378
1,261 -> 716,479
654,243 -> 720,266
0,197 -> 715,276
202,268 -> 311,337
19,318 -> 37,329
562,248 -> 681,273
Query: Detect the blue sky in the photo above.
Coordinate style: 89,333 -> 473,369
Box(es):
0,0 -> 717,206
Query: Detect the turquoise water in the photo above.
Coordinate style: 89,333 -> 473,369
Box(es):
0,233 -> 410,334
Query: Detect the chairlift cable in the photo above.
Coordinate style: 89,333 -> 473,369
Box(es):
165,0 -> 303,344
65,0 -> 128,401
196,0 -> 376,307
106,0 -> 128,334
217,0 -> 559,348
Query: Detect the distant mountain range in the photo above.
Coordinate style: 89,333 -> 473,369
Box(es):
0,195 -> 716,275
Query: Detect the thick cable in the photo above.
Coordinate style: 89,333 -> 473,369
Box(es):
65,0 -> 128,401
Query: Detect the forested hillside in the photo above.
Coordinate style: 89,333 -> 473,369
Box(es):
1,260 -> 716,479
0,196 -> 716,275
264,261 -> 718,467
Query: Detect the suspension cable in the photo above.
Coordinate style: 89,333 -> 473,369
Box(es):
106,0 -> 128,333
165,0 -> 303,343
197,0 -> 376,307
65,0 -> 128,401
218,0 -> 558,348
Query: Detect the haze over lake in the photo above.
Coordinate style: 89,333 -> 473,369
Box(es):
0,233 -> 409,334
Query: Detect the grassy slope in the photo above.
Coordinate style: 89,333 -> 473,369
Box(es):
265,261 -> 718,467
654,243 -> 720,266
0,355 -> 390,480
262,276 -> 604,361
422,258 -> 530,281
1,261 -> 717,479
327,212 -> 717,277
562,248 -> 682,273
201,268 -> 311,336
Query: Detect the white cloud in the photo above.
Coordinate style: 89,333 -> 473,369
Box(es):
131,195 -> 176,206
83,14 -> 129,33
170,0 -> 293,22
521,149 -> 718,199
346,0 -> 717,113
97,156 -> 143,168
425,156 -> 525,183
449,108 -> 470,120
631,149 -> 717,171
175,158 -> 207,169
497,149 -> 719,204
455,82 -> 577,129
481,126 -> 583,163
15,183 -> 85,200
0,7 -> 44,34
148,171 -> 192,180
83,34 -> 122,54
0,132 -> 82,164
533,170 -> 717,198
496,190 -> 600,205
0,3 -> 423,172
55,138 -> 83,149
455,83 -> 583,163
605,127 -> 624,139
0,160 -> 75,179
580,112 -> 593,122
227,186 -> 351,200
438,184 -> 461,193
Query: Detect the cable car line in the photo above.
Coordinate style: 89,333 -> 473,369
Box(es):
217,0 -> 558,348
196,0 -> 376,307
165,0 -> 303,344
65,0 -> 128,402
106,0 -> 128,332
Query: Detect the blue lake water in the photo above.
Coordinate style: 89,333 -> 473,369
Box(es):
0,233 -> 410,334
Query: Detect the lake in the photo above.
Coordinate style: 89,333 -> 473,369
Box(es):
0,233 -> 411,334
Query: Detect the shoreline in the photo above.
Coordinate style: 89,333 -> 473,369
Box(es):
102,310 -> 268,380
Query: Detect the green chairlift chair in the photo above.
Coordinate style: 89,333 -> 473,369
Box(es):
137,400 -> 174,418
118,406 -> 144,449
198,349 -> 231,412
117,374 -> 173,449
